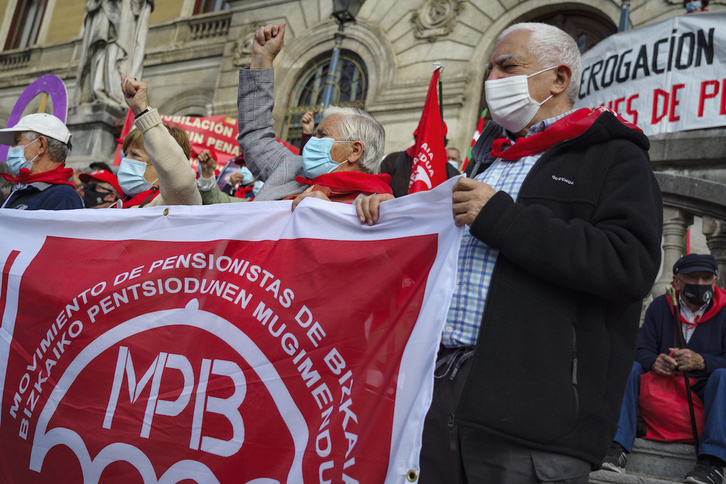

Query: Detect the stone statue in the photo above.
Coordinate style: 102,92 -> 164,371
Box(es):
75,0 -> 154,106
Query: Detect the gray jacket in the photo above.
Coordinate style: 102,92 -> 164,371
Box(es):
237,68 -> 306,201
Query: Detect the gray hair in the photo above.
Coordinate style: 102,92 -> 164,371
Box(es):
500,23 -> 582,106
323,106 -> 385,174
21,131 -> 69,163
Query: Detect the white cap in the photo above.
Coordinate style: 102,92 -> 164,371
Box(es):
0,113 -> 72,148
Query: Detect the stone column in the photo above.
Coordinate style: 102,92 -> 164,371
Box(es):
651,206 -> 692,299
703,216 -> 726,289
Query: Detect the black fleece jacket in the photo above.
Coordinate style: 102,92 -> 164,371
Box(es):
455,111 -> 663,468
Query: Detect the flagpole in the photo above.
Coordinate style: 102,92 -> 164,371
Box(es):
438,76 -> 444,142
433,62 -> 445,144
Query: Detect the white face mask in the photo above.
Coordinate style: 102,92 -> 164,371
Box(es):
485,66 -> 557,133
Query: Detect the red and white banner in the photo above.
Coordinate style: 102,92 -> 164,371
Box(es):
0,180 -> 462,483
161,114 -> 300,171
574,11 -> 726,136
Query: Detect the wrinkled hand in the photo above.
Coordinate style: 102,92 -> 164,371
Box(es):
251,23 -> 286,69
301,111 -> 315,135
354,193 -> 394,225
652,353 -> 677,375
120,74 -> 148,116
291,187 -> 330,211
73,168 -> 83,188
197,149 -> 217,178
452,177 -> 496,227
229,173 -> 244,186
670,348 -> 706,372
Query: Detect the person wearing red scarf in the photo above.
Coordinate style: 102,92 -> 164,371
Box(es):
0,113 -> 82,210
604,254 -> 726,484
237,23 -> 391,207
357,22 -> 663,483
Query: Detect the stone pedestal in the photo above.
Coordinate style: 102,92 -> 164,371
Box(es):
65,102 -> 127,171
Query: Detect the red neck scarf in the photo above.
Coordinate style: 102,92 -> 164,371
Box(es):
667,284 -> 726,328
295,171 -> 393,196
122,187 -> 160,208
1,166 -> 75,188
491,107 -> 641,161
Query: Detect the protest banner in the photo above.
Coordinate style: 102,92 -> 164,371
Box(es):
574,11 -> 726,136
0,179 -> 463,483
160,114 -> 300,171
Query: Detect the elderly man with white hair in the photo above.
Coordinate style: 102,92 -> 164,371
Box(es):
356,22 -> 664,483
235,23 -> 392,208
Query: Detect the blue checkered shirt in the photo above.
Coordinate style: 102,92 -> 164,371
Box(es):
443,111 -> 574,347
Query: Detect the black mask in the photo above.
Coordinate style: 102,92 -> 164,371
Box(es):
682,283 -> 714,307
83,183 -> 115,208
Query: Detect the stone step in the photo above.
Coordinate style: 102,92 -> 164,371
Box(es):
590,469 -> 684,484
589,438 -> 698,483
627,439 -> 697,478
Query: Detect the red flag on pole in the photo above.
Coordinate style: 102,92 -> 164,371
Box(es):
409,64 -> 447,193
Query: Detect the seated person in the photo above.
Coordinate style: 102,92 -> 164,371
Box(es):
0,113 -> 82,210
118,74 -> 201,208
602,253 -> 726,484
79,169 -> 123,208
73,160 -> 115,199
237,23 -> 392,207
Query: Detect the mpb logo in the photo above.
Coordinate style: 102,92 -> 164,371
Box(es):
28,300 -> 307,484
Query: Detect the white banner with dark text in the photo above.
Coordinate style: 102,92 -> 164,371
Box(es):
574,11 -> 726,136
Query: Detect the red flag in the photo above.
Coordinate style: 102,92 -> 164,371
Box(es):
462,108 -> 487,172
409,66 -> 447,193
113,109 -> 135,167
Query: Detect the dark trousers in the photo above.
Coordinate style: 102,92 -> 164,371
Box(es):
419,347 -> 591,484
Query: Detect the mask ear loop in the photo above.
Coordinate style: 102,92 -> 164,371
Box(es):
526,66 -> 558,107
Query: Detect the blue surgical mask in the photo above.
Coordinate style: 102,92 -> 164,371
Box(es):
118,157 -> 153,197
239,166 -> 254,185
686,1 -> 702,11
252,180 -> 264,197
302,137 -> 347,179
6,139 -> 39,176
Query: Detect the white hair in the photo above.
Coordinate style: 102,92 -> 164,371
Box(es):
500,23 -> 582,105
323,106 -> 385,174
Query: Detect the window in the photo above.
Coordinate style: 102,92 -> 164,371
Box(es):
4,0 -> 47,51
193,0 -> 230,15
282,50 -> 368,147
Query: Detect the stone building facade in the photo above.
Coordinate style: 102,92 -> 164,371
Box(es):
0,0 -> 721,159
0,0 -> 724,283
